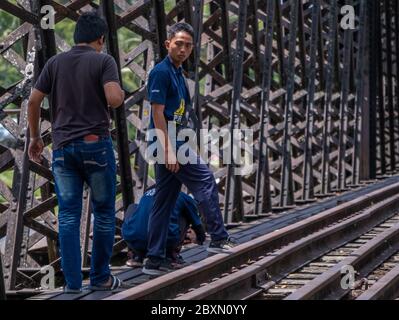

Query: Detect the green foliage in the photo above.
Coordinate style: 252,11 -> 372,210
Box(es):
0,170 -> 13,204
0,10 -> 24,88
54,18 -> 76,47
0,170 -> 13,188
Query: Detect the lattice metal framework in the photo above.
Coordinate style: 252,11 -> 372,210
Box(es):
0,0 -> 395,290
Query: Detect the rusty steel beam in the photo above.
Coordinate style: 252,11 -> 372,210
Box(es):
2,0 -> 44,290
151,0 -> 167,61
395,1 -> 399,167
253,0 -> 274,216
223,0 -> 247,223
301,0 -> 320,201
337,5 -> 353,191
368,0 -> 378,179
191,0 -> 204,137
320,0 -> 338,195
279,0 -> 298,207
101,0 -> 134,210
375,1 -> 387,175
0,253 -> 5,300
383,0 -> 396,172
352,0 -> 368,185
0,1 -> 38,25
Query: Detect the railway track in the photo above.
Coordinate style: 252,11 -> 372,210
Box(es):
105,181 -> 399,300
262,214 -> 399,300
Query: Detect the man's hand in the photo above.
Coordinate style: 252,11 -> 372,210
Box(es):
184,228 -> 196,244
165,148 -> 180,173
28,137 -> 44,163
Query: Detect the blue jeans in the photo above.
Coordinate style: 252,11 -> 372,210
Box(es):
147,149 -> 229,258
52,137 -> 116,289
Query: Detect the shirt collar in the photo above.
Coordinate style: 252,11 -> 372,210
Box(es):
166,55 -> 183,74
72,45 -> 96,52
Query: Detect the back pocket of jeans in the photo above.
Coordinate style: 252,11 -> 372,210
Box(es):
82,148 -> 108,171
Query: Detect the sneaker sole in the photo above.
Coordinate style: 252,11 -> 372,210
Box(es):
142,267 -> 170,276
126,262 -> 143,268
206,247 -> 233,254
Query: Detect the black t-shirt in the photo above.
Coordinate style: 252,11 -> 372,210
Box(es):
34,45 -> 120,150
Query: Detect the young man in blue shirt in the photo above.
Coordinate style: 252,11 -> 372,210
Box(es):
122,186 -> 206,268
143,22 -> 237,276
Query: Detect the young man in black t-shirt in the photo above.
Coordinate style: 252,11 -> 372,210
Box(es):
28,12 -> 126,292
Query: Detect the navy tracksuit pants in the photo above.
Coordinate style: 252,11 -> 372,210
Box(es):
147,152 -> 229,258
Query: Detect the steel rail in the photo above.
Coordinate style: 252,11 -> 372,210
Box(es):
356,264 -> 399,300
105,181 -> 399,300
286,223 -> 399,300
174,194 -> 399,300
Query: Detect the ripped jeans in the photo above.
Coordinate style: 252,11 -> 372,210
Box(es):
52,136 -> 116,289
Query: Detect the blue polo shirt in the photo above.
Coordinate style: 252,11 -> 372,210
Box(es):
121,189 -> 202,251
147,55 -> 191,131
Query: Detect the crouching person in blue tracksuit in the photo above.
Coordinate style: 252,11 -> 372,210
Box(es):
122,186 -> 206,268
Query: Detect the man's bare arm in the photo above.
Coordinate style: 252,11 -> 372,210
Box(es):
27,89 -> 46,162
152,103 -> 179,173
104,82 -> 125,108
28,89 -> 46,138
